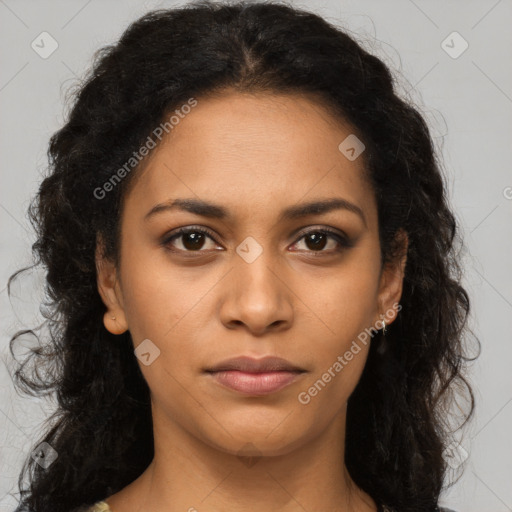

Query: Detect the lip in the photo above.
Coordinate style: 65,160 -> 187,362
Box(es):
204,356 -> 306,396
208,370 -> 303,395
205,356 -> 305,373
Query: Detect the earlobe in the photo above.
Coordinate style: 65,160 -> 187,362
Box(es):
103,310 -> 128,335
95,238 -> 128,335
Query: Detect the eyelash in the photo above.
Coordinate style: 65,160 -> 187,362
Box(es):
161,225 -> 353,256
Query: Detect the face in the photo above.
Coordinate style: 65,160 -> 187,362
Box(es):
97,90 -> 406,458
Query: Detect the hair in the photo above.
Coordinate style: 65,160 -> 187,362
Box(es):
7,1 -> 479,511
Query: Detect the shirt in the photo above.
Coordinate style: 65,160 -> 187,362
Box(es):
87,503 -> 110,512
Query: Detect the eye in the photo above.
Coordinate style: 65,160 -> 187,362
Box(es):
161,226 -> 220,253
290,228 -> 353,254
161,226 -> 353,255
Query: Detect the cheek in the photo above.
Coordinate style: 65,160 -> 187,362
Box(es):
297,265 -> 379,341
118,253 -> 223,388
297,307 -> 373,414
120,272 -> 175,342
296,348 -> 369,424
118,246 -> 202,342
293,258 -> 379,395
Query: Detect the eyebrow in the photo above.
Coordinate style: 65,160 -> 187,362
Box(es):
144,197 -> 366,227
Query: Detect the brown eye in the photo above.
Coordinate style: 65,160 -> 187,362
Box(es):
291,228 -> 352,254
162,227 -> 219,252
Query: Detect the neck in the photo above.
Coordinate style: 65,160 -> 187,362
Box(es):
106,403 -> 377,512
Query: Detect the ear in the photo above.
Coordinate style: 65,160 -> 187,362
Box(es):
376,229 -> 408,328
95,236 -> 128,335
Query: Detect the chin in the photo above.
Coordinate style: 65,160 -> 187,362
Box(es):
202,421 -> 309,459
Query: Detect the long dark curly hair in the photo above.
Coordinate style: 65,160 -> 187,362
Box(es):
7,1 -> 478,511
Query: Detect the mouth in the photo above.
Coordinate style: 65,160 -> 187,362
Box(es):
204,356 -> 307,396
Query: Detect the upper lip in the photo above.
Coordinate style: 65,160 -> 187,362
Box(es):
205,356 -> 306,373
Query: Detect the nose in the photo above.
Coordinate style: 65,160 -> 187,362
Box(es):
219,254 -> 294,336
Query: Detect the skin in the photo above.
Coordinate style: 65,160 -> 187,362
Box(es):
96,89 -> 408,512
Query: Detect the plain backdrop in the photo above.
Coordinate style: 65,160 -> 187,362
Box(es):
1,1 -> 511,511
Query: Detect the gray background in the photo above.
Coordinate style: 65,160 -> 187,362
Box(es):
1,0 -> 511,510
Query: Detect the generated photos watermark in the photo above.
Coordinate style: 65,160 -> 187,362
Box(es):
93,97 -> 198,200
297,302 -> 402,405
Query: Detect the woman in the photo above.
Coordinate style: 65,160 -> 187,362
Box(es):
9,1 -> 475,511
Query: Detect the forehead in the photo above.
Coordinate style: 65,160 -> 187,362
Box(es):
123,91 -> 376,227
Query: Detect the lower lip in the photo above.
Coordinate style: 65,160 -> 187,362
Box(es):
207,370 -> 303,395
